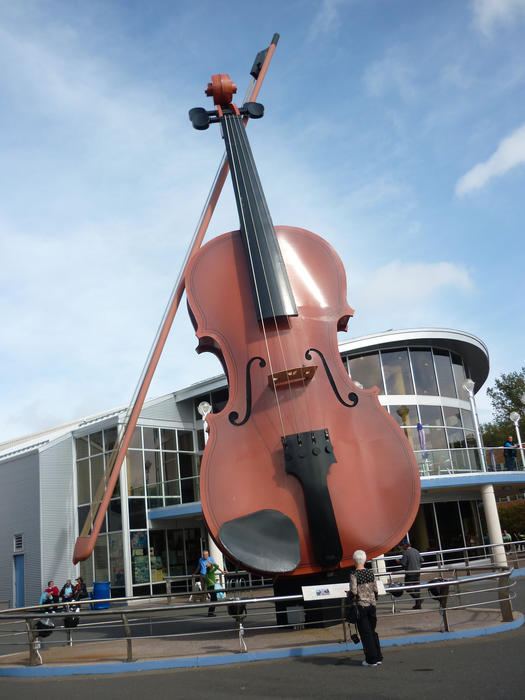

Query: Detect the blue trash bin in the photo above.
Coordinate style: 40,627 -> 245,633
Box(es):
92,581 -> 111,609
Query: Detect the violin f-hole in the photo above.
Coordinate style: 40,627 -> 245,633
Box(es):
228,356 -> 267,426
305,348 -> 359,408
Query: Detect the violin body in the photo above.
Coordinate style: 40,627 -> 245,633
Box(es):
186,224 -> 420,576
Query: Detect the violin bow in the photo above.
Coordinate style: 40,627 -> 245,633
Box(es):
73,34 -> 280,564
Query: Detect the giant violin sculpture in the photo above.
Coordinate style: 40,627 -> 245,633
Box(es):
186,74 -> 420,576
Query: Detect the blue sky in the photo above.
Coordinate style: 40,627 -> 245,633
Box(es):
1,0 -> 524,440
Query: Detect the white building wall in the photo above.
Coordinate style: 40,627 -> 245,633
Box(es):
39,436 -> 77,593
0,451 -> 41,606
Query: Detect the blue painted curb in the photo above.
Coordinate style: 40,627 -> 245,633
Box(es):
0,614 -> 522,678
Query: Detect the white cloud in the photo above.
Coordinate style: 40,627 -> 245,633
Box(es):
349,261 -> 474,331
455,122 -> 525,195
472,0 -> 525,36
363,47 -> 418,102
309,0 -> 348,39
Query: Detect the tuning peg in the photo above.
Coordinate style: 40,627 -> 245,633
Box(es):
242,102 -> 264,119
189,107 -> 210,130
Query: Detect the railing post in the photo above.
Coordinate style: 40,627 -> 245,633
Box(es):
121,613 -> 133,662
25,619 -> 42,666
497,572 -> 514,622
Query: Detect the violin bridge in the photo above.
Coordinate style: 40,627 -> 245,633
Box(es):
268,365 -> 317,388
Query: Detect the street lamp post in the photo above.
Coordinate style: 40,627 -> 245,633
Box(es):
509,411 -> 525,470
196,401 -> 225,572
462,378 -> 487,472
197,401 -> 212,445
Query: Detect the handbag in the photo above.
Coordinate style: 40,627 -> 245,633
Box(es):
345,587 -> 360,623
214,582 -> 226,600
346,603 -> 360,624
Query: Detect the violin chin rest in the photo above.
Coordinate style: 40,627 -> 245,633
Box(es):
219,509 -> 301,574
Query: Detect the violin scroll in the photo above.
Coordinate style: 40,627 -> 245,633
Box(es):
205,73 -> 237,106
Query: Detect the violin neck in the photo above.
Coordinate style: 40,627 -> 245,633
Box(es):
221,112 -> 298,322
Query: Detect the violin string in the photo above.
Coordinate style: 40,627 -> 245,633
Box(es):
230,112 -> 313,439
222,112 -> 287,437
234,112 -> 315,433
231,112 -> 312,437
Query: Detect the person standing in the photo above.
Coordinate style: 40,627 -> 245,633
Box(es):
348,550 -> 383,667
504,437 -> 517,471
398,540 -> 422,609
193,550 -> 225,617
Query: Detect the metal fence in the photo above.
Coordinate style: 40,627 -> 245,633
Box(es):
0,542 -> 520,667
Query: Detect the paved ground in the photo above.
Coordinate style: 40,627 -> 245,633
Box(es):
0,620 -> 523,700
0,577 -> 523,699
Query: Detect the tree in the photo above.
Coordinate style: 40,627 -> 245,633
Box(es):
486,366 -> 525,423
481,366 -> 525,447
497,500 -> 525,535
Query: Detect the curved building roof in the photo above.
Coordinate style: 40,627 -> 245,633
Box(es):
338,328 -> 489,392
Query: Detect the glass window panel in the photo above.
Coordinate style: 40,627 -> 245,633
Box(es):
452,354 -> 467,400
149,531 -> 167,583
76,436 -> 89,459
197,429 -> 205,451
130,531 -> 150,584
178,430 -> 194,451
143,427 -> 160,450
90,455 -> 105,500
108,533 -> 125,587
94,535 -> 109,581
390,404 -> 418,427
104,427 -> 118,453
126,451 -> 144,496
163,452 -> 179,482
76,460 -> 90,504
460,501 -> 483,547
148,496 -> 163,508
434,502 -> 464,552
419,405 -> 443,426
181,477 -> 199,503
179,453 -> 198,478
111,459 -> 120,498
80,557 -> 93,588
211,388 -> 229,413
402,427 -> 420,451
90,431 -> 103,455
451,448 -> 471,471
164,480 -> 181,498
78,505 -> 90,534
348,352 -> 385,393
465,430 -> 478,448
128,499 -> 147,529
409,348 -> 438,396
161,429 -> 177,451
167,530 -> 185,577
447,428 -> 466,449
424,427 -> 448,450
129,427 -> 142,449
428,449 -> 453,475
443,406 -> 462,427
147,483 -> 163,497
144,451 -> 162,485
434,350 -> 457,398
107,499 -> 122,532
381,349 -> 414,395
461,409 -> 474,430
